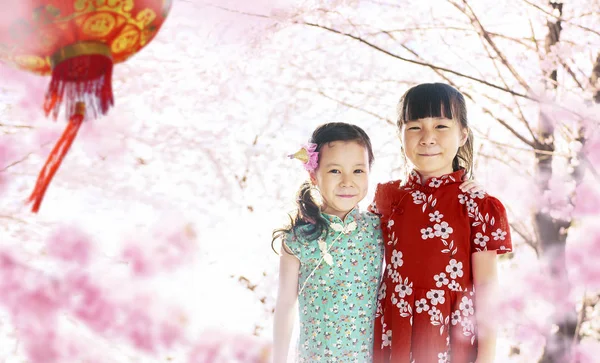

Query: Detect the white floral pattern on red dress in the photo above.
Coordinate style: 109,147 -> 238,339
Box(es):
369,169 -> 512,363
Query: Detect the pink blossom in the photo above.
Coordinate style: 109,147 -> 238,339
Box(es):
0,241 -> 189,362
584,133 -> 600,168
0,141 -> 12,169
566,233 -> 600,290
46,226 -> 94,266
0,141 -> 14,192
188,330 -> 271,363
64,272 -> 116,333
117,297 -> 187,353
122,307 -> 156,352
0,63 -> 47,119
573,182 -> 600,216
573,339 -> 600,363
19,322 -> 61,363
0,251 -> 63,362
15,282 -> 63,318
160,317 -> 187,348
121,222 -> 198,277
121,244 -> 151,276
0,251 -> 62,315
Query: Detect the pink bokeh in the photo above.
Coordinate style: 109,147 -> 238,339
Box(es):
0,141 -> 15,192
121,222 -> 198,277
189,330 -> 271,363
573,181 -> 600,217
0,64 -> 47,120
46,226 -> 94,266
0,222 -> 194,362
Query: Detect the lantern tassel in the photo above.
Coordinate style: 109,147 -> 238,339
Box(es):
28,102 -> 86,213
44,48 -> 114,121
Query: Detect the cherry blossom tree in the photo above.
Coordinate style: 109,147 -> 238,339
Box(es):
2,0 -> 600,362
212,0 -> 600,361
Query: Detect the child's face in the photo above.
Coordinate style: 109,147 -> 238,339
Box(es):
310,140 -> 369,220
401,117 -> 468,180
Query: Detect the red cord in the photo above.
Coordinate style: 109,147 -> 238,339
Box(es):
28,111 -> 84,213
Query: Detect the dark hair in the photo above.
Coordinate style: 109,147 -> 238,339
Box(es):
272,122 -> 374,254
397,83 -> 474,178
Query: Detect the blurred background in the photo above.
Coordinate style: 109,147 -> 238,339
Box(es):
1,0 -> 599,362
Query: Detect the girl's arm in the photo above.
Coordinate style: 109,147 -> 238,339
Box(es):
471,250 -> 499,363
272,248 -> 300,363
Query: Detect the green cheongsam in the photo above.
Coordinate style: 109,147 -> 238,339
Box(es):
284,208 -> 383,362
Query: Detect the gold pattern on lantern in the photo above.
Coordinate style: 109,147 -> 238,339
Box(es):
111,27 -> 140,54
14,55 -> 46,71
82,13 -> 117,37
140,27 -> 157,47
73,1 -> 157,33
75,0 -> 135,13
136,9 -> 157,26
38,30 -> 61,53
32,5 -> 61,22
0,1 -> 168,75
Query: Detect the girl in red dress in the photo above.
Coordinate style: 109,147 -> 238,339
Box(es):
370,83 -> 512,363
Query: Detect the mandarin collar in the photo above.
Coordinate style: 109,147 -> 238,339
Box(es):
406,169 -> 465,190
321,207 -> 359,225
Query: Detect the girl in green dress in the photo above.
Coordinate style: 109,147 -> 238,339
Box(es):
272,122 -> 383,362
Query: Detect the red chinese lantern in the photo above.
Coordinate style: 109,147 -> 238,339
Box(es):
0,0 -> 172,212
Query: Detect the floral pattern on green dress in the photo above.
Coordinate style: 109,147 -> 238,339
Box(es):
284,208 -> 383,362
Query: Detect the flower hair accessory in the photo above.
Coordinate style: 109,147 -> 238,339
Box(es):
288,143 -> 319,172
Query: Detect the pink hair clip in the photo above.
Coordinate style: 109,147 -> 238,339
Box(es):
288,143 -> 319,172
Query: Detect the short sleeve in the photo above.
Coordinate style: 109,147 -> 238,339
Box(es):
367,184 -> 382,215
364,212 -> 384,246
469,195 -> 512,255
368,181 -> 401,218
282,230 -> 303,262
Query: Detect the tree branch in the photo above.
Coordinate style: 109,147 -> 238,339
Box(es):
299,22 -> 533,100
521,0 -> 600,38
482,139 -> 567,158
268,80 -> 394,125
200,1 -> 536,100
478,105 -> 536,147
0,123 -> 33,129
394,42 -> 537,149
452,0 -> 532,92
509,221 -> 538,254
373,27 -> 538,49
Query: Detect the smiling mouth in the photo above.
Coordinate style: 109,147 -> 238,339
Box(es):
338,195 -> 356,198
419,153 -> 440,157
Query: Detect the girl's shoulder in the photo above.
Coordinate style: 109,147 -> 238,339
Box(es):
376,179 -> 404,190
285,223 -> 314,243
369,179 -> 405,216
376,179 -> 406,198
458,188 -> 507,208
282,224 -> 315,260
356,210 -> 381,230
357,209 -> 381,223
463,191 -> 512,254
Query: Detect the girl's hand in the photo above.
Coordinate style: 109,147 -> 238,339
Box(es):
459,179 -> 485,194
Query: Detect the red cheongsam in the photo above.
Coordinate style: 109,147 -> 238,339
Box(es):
369,169 -> 512,363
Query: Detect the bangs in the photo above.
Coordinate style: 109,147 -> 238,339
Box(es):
398,83 -> 457,123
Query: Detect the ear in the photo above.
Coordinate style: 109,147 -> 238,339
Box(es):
459,127 -> 469,147
309,171 -> 317,185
